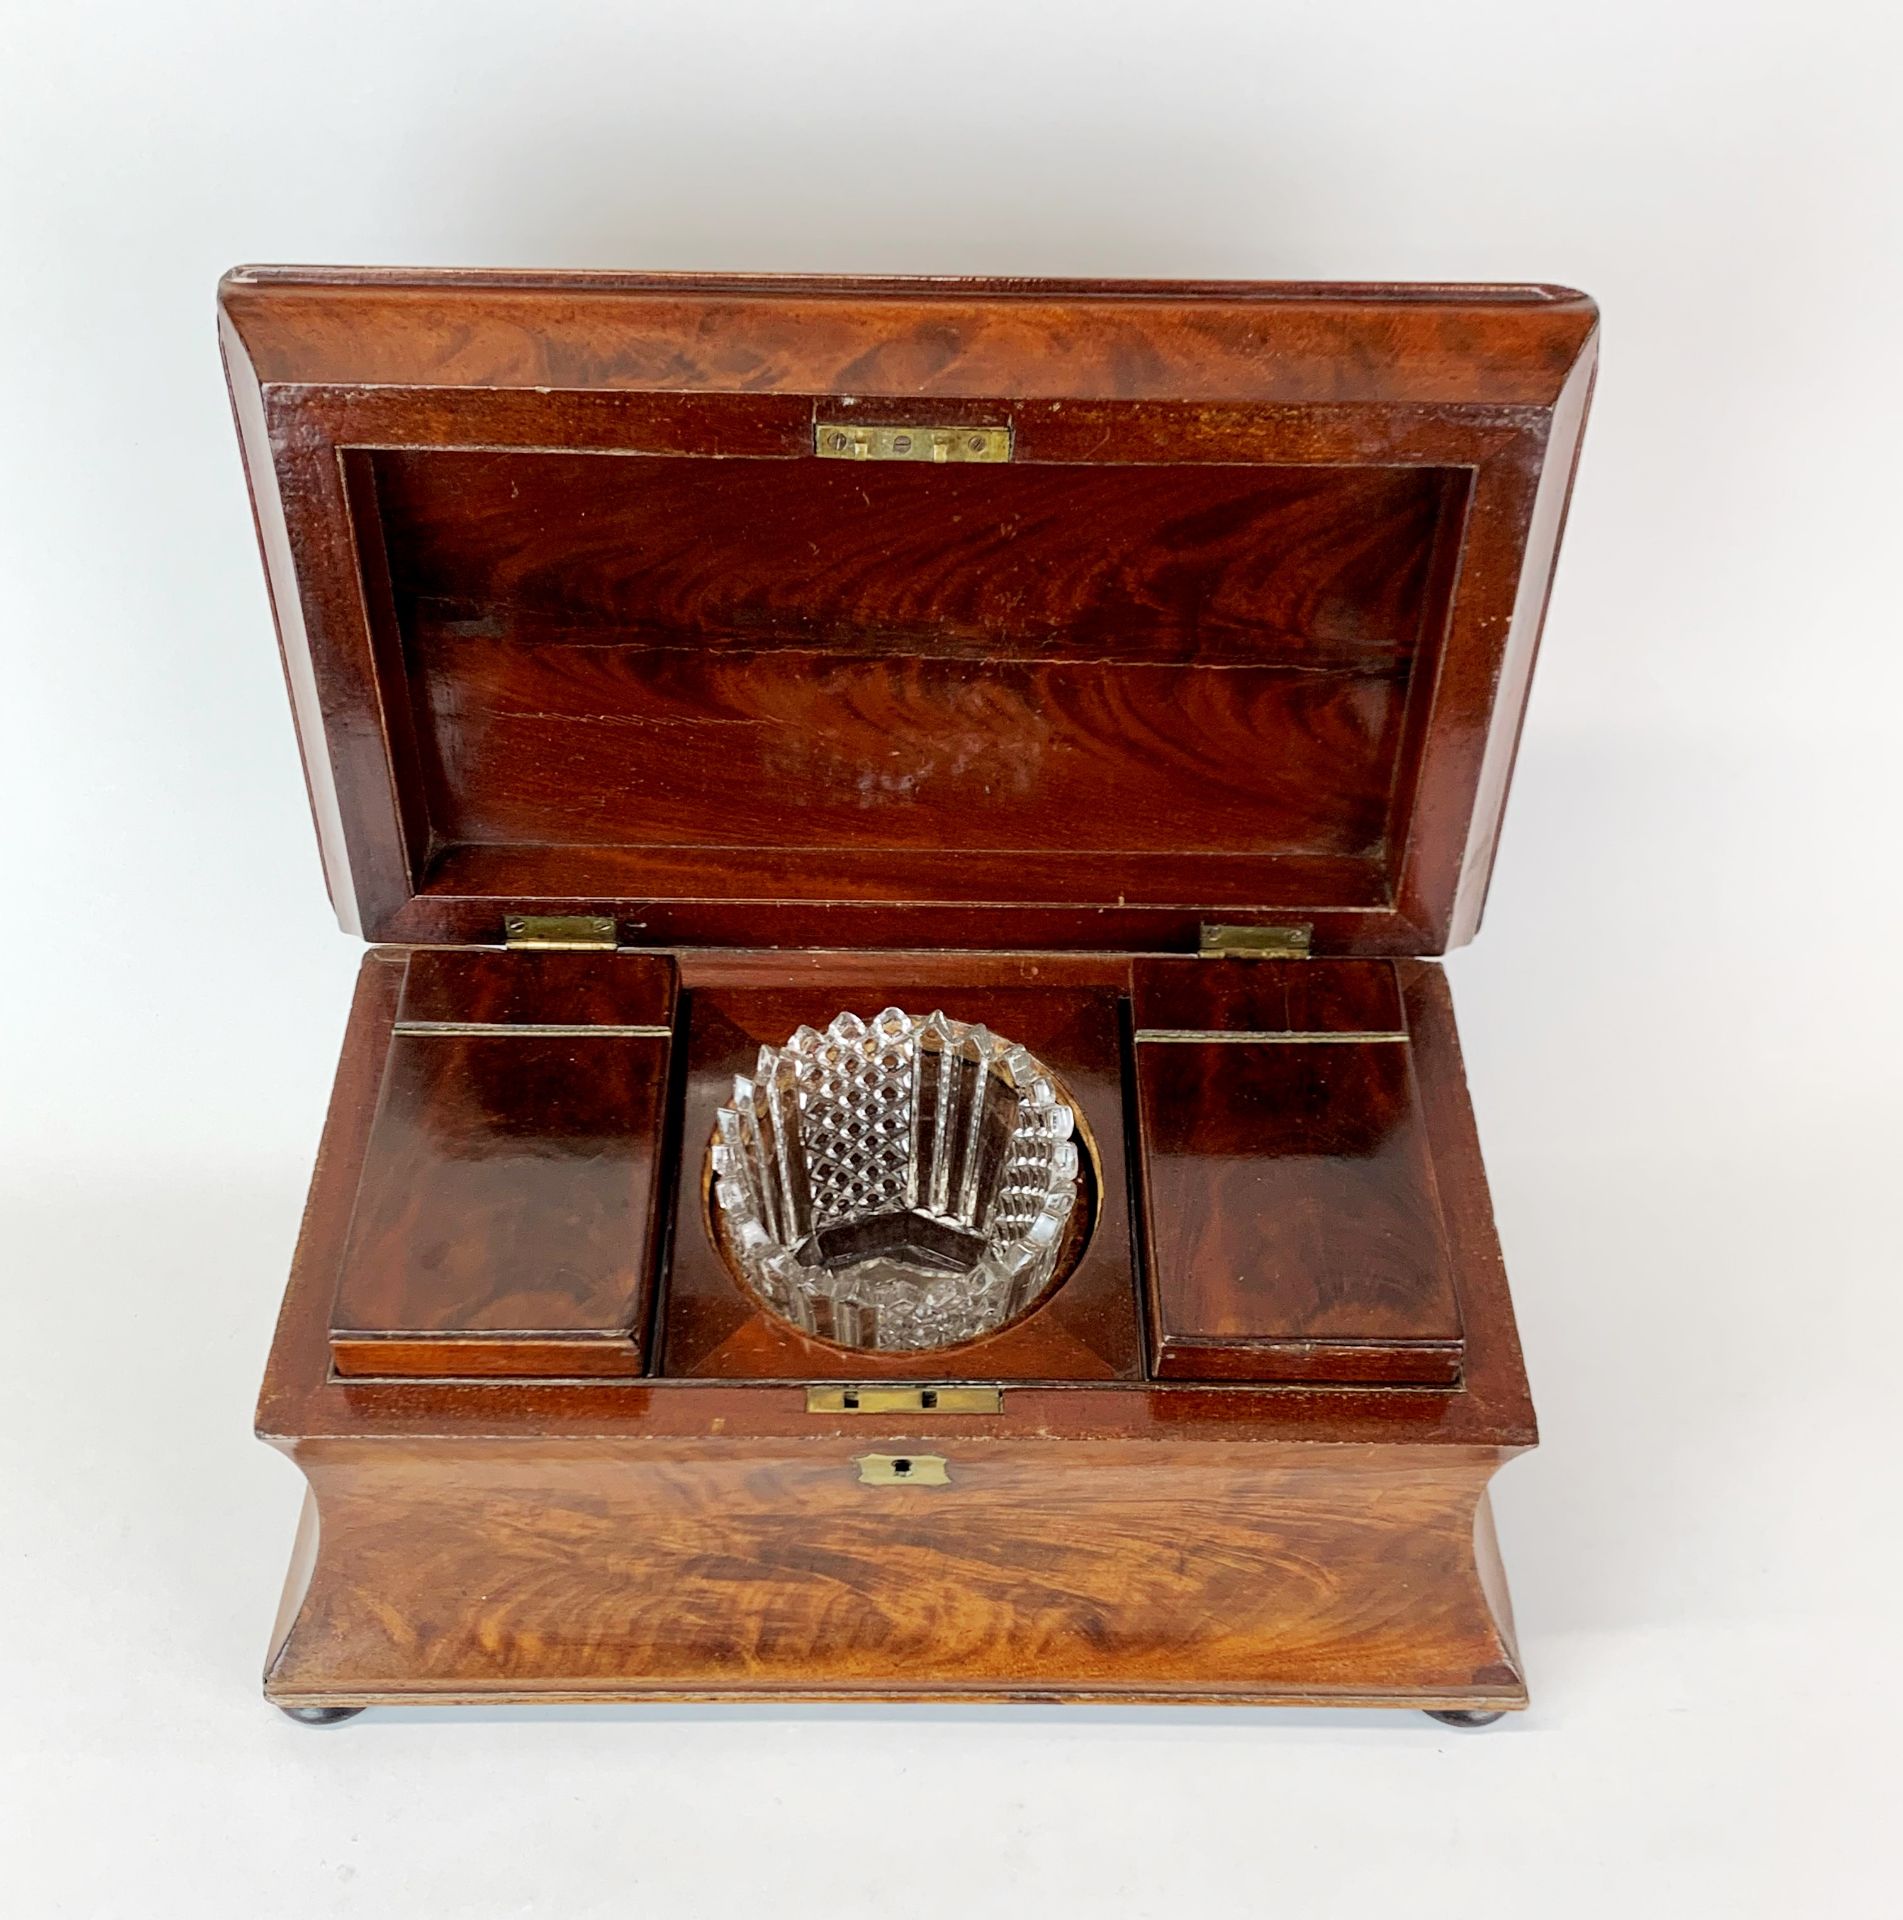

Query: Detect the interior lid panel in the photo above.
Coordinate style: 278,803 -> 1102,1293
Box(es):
375,446 -> 1453,889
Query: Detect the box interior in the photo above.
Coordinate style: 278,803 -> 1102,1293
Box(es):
326,949 -> 1466,1389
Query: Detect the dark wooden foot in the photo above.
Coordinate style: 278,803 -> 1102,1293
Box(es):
278,1704 -> 366,1726
1425,1708 -> 1505,1728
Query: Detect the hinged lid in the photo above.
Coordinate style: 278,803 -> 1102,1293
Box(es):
220,268 -> 1596,955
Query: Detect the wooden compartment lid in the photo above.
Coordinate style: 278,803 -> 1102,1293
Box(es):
329,947 -> 678,1380
1130,957 -> 1464,1386
220,269 -> 1596,956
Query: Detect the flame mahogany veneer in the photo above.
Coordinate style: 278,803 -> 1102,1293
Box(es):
225,270 -> 1596,1717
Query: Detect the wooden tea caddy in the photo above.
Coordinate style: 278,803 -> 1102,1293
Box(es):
222,268 -> 1596,1725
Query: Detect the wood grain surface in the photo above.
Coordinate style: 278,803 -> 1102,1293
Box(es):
253,949 -> 1536,1710
266,1437 -> 1525,1708
1132,955 -> 1406,1035
377,448 -> 1440,873
1132,956 -> 1462,1385
329,949 -> 678,1379
374,448 -> 1447,661
219,271 -> 1597,951
1136,1038 -> 1462,1384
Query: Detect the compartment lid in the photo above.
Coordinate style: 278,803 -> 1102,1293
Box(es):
220,269 -> 1597,954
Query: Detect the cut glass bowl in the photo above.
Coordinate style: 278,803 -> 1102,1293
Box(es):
711,1008 -> 1081,1352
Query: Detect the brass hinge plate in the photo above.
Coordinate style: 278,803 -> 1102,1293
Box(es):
1198,922 -> 1314,960
807,1385 -> 1002,1415
815,421 -> 1012,464
503,914 -> 618,951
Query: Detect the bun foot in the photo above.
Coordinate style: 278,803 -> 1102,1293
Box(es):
1425,1708 -> 1505,1728
278,1704 -> 365,1726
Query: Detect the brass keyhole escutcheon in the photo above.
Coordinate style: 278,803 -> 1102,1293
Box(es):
856,1453 -> 949,1486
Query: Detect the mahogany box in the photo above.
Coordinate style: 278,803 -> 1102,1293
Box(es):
221,268 -> 1597,1724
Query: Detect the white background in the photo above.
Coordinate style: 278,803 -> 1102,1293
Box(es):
3,3 -> 1898,1914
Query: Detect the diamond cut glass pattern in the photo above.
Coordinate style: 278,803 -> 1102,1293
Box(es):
712,1009 -> 1081,1351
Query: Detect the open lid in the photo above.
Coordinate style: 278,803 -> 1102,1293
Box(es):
220,269 -> 1596,954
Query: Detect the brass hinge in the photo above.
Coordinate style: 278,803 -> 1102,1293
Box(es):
1198,922 -> 1313,961
503,914 -> 618,951
815,421 -> 1012,464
